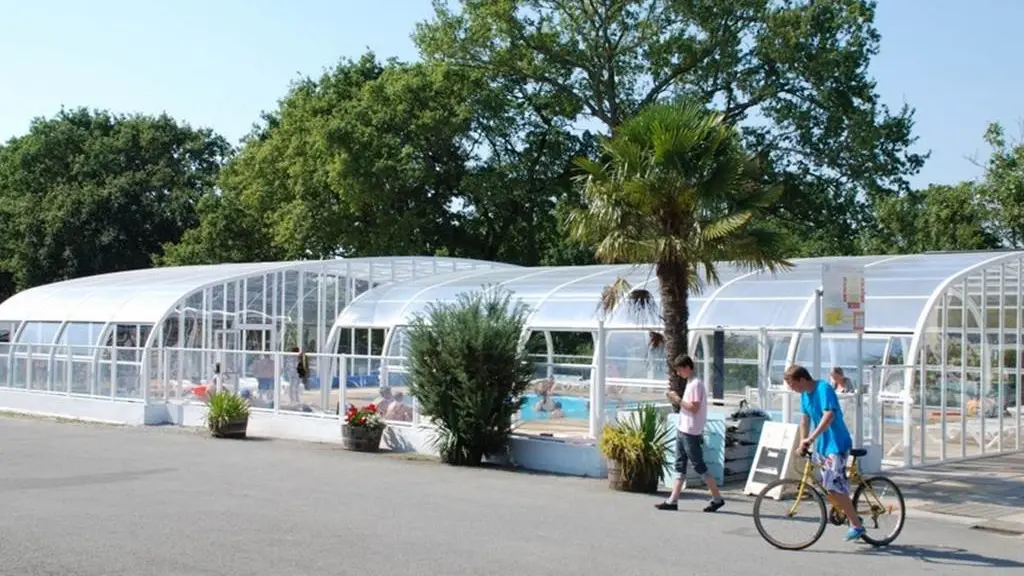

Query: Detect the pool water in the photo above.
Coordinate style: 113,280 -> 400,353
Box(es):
518,393 -> 631,421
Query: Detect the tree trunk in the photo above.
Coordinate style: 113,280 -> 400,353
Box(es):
657,261 -> 690,403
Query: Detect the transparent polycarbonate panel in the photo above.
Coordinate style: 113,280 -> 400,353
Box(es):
334,266 -> 523,328
16,321 -> 61,344
793,335 -> 890,383
606,330 -> 667,380
0,257 -> 511,328
698,298 -> 810,330
58,322 -> 105,355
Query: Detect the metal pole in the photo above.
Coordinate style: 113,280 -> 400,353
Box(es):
919,345 -> 927,465
960,279 -> 968,459
1017,257 -> 1023,451
272,271 -> 281,414
981,271 -> 988,454
940,291 -> 948,462
855,331 -> 864,448
998,264 -> 1005,452
591,320 -> 607,438
757,327 -> 769,410
339,354 -> 348,428
868,367 -> 879,445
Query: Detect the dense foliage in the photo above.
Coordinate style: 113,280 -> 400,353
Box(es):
406,289 -> 535,466
1,1 -> 1022,302
570,101 -> 790,383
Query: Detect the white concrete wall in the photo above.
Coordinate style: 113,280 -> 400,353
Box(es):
0,391 -> 609,479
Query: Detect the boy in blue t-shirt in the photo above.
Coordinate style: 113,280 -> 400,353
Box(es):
784,364 -> 865,542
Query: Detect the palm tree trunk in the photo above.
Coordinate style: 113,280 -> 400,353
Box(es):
657,261 -> 690,403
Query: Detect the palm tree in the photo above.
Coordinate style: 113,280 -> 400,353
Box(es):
567,101 -> 791,394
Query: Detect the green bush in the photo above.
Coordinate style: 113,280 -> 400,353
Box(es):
205,389 -> 251,432
407,288 -> 535,466
598,403 -> 673,491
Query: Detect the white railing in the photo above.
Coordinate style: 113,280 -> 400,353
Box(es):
2,342 -> 1018,467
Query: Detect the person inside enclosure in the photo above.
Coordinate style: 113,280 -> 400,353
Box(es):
656,355 -> 725,513
783,364 -> 865,542
829,366 -> 853,393
290,347 -> 308,405
250,355 -> 275,402
385,391 -> 412,421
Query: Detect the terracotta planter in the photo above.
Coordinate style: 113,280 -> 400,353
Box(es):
341,425 -> 384,452
210,415 -> 249,439
606,458 -> 660,493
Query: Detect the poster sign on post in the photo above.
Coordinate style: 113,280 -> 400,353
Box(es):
821,263 -> 865,333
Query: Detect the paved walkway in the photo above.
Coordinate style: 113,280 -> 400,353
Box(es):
882,452 -> 1024,536
0,415 -> 1022,575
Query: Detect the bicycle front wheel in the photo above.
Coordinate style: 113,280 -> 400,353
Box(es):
753,478 -> 828,551
853,475 -> 906,547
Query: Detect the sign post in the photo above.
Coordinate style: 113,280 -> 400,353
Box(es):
821,263 -> 865,335
820,263 -> 867,447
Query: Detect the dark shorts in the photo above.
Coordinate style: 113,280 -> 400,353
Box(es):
674,431 -> 708,477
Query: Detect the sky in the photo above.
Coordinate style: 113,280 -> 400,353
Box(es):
0,0 -> 1021,189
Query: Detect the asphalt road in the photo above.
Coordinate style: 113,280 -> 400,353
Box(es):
0,417 -> 1021,576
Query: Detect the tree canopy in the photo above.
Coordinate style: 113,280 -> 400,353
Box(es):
1,3 -> 1022,303
414,0 -> 927,254
0,107 -> 230,299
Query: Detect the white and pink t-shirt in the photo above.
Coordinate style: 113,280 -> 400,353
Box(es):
676,378 -> 707,435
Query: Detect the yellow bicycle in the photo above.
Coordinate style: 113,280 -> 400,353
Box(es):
752,448 -> 906,550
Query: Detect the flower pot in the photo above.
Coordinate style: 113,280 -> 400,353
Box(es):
211,415 -> 249,439
341,425 -> 384,452
606,459 -> 660,493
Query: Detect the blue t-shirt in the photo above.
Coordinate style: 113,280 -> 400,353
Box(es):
800,379 -> 853,456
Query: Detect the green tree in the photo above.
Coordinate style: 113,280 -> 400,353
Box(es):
863,183 -> 1000,254
568,102 -> 790,392
407,288 -> 535,466
979,122 -> 1024,247
0,107 -> 230,292
165,53 -> 591,266
415,0 -> 925,256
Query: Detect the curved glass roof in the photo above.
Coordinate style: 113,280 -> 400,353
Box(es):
334,252 -> 1023,333
0,257 -> 514,325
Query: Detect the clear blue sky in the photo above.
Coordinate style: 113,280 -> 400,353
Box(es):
1,0 -> 1020,188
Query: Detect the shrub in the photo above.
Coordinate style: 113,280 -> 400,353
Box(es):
407,288 -> 534,466
598,403 -> 673,490
206,389 -> 251,432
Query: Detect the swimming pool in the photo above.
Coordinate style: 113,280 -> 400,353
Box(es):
518,393 -> 632,421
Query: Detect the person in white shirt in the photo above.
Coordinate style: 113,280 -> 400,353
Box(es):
656,355 -> 725,513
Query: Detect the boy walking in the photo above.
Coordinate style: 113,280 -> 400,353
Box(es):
783,364 -> 865,541
656,355 -> 725,513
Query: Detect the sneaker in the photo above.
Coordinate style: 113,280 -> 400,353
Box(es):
655,501 -> 678,511
703,499 -> 725,513
844,526 -> 866,542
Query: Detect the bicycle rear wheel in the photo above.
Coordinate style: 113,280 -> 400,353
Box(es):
852,475 -> 906,546
753,478 -> 828,551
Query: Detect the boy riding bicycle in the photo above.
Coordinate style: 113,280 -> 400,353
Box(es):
783,364 -> 865,542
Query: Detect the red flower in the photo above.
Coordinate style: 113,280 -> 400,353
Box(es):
366,403 -> 377,413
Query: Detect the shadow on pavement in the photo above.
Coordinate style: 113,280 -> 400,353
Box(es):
809,544 -> 1024,568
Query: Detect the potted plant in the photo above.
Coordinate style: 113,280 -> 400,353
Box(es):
598,403 -> 672,493
341,403 -> 386,452
206,389 -> 251,439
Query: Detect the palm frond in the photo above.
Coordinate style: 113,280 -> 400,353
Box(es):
599,277 -> 633,315
702,211 -> 753,241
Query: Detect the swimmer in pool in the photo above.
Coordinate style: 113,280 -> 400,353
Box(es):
534,391 -> 555,413
550,401 -> 564,419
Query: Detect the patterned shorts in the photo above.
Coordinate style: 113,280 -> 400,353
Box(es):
813,452 -> 850,494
